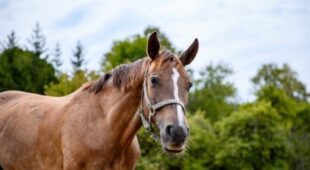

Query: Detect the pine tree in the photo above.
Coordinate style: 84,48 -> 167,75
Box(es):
27,22 -> 47,57
71,41 -> 85,72
1,31 -> 18,50
51,42 -> 62,68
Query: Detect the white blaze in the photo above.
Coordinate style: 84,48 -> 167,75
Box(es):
172,68 -> 185,125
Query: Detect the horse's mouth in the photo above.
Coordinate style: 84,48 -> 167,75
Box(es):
164,147 -> 183,153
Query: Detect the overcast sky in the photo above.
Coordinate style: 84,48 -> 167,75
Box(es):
0,0 -> 309,101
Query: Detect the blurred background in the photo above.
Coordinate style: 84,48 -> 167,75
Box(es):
0,0 -> 309,169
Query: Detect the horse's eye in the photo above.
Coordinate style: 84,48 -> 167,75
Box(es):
150,77 -> 158,87
187,82 -> 193,91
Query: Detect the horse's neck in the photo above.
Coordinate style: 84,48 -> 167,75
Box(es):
106,88 -> 142,146
96,59 -> 149,148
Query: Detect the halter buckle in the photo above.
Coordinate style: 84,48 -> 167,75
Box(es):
147,104 -> 154,113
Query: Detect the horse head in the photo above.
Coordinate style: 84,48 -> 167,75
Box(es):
139,32 -> 199,154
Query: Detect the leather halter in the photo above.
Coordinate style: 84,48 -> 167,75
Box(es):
137,65 -> 186,140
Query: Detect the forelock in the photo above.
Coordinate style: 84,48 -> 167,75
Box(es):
152,50 -> 183,69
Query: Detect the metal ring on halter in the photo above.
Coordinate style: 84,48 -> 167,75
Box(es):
136,64 -> 186,140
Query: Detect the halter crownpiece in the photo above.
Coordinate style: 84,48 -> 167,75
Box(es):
137,65 -> 186,140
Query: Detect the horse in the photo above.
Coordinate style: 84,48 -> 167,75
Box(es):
0,32 -> 199,170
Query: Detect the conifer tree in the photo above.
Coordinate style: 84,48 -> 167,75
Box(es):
71,41 -> 85,72
51,42 -> 62,68
27,22 -> 47,57
1,31 -> 18,50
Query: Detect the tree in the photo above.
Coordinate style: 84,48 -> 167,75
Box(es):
101,26 -> 175,72
256,85 -> 298,122
214,101 -> 292,170
252,63 -> 309,101
255,85 -> 310,170
189,63 -> 236,123
253,64 -> 310,170
52,43 -> 62,71
0,47 -> 56,93
71,41 -> 85,72
1,31 -> 18,50
289,103 -> 310,170
27,22 -> 47,57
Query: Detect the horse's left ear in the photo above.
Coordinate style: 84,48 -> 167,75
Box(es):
147,32 -> 160,60
180,39 -> 199,66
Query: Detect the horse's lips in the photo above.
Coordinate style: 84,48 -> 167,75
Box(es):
164,147 -> 183,153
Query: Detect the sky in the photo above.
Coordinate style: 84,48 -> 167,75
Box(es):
0,0 -> 309,101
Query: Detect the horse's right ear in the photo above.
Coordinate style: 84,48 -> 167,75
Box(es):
147,32 -> 160,60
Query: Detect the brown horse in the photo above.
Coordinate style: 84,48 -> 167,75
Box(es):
0,32 -> 199,170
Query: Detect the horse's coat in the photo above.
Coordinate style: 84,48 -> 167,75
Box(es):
0,32 -> 198,170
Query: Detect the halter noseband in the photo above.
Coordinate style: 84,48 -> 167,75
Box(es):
137,65 -> 186,140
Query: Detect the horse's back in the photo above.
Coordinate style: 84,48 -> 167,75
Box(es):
0,91 -> 66,169
0,90 -> 27,107
0,90 -> 35,133
0,90 -> 56,127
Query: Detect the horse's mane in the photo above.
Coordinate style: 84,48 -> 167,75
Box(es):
87,58 -> 147,93
87,50 -> 179,94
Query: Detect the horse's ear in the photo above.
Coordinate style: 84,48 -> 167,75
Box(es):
180,39 -> 199,66
147,32 -> 160,60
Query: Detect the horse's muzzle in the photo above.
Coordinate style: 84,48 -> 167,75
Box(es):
160,124 -> 189,153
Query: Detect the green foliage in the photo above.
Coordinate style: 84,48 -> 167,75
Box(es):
136,129 -> 163,170
256,85 -> 299,124
252,63 -> 309,101
101,26 -> 175,72
290,103 -> 310,170
44,70 -> 98,96
215,101 -> 291,170
182,110 -> 218,170
189,63 -> 236,123
253,69 -> 310,170
0,47 -> 56,93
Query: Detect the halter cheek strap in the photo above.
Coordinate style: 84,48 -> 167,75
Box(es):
137,66 -> 186,140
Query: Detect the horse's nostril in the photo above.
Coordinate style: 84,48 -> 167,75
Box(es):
172,125 -> 187,144
165,125 -> 173,136
165,124 -> 188,144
